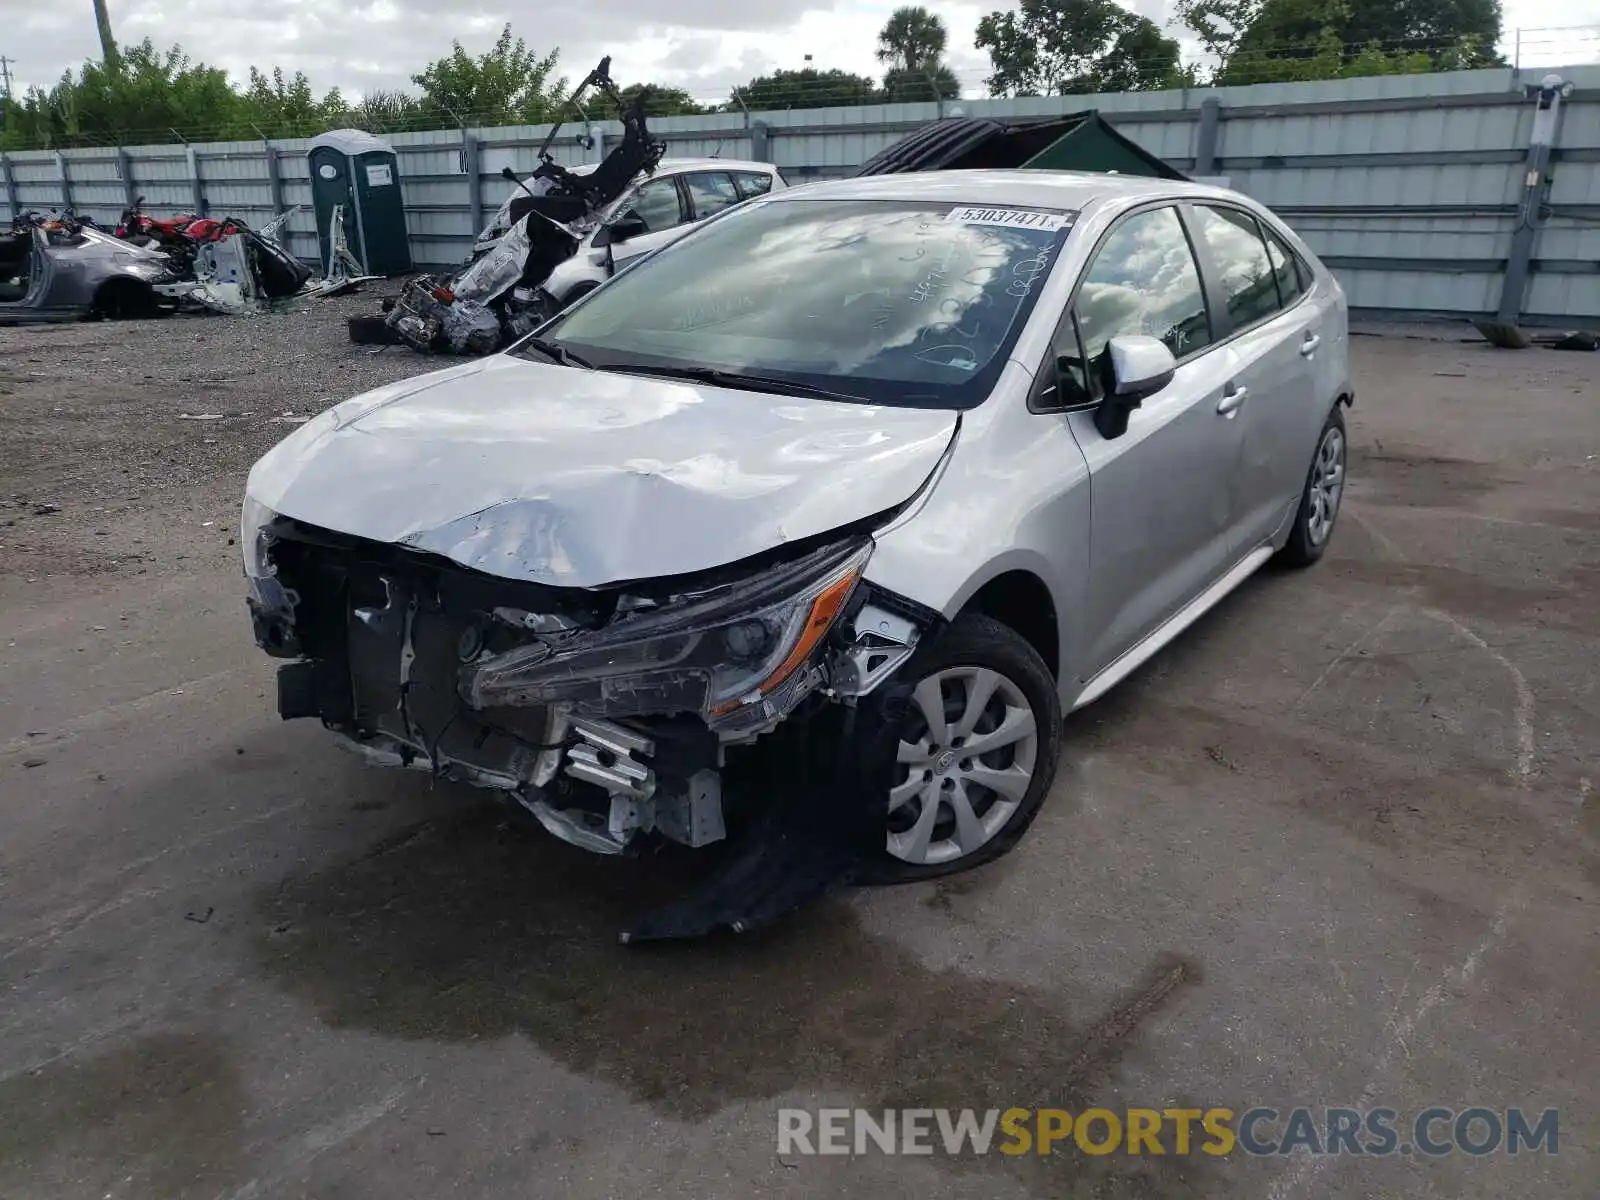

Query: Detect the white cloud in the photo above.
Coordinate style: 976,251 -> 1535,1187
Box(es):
4,0 -> 1596,103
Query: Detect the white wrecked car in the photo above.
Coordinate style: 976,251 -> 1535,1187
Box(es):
244,169 -> 1351,938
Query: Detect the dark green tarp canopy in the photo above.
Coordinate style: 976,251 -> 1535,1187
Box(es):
853,110 -> 1187,180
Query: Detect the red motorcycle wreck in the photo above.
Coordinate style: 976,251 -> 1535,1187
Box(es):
115,197 -> 312,313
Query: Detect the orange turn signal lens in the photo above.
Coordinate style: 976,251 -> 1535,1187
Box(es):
709,567 -> 861,716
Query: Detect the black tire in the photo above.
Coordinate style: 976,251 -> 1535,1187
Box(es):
347,314 -> 399,345
93,278 -> 157,320
866,613 -> 1063,884
1276,403 -> 1348,568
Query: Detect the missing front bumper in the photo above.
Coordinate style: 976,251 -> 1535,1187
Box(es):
253,520 -> 937,938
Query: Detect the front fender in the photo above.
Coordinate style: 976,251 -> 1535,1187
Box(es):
863,367 -> 1093,698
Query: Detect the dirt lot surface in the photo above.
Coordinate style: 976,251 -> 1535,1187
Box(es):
2,308 -> 1597,1199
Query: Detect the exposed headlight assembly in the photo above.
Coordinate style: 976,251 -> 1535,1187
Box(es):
461,538 -> 872,731
240,494 -> 279,579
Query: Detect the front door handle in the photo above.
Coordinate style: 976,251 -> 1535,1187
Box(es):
1299,333 -> 1322,357
1217,385 -> 1247,416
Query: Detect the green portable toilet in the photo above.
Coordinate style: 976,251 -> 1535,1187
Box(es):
307,129 -> 413,276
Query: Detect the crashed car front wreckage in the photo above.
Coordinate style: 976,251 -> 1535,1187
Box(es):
244,183 -> 1083,939
242,379 -> 951,941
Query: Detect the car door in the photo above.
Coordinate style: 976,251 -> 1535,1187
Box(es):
608,175 -> 692,270
1059,203 -> 1247,678
1184,202 -> 1323,552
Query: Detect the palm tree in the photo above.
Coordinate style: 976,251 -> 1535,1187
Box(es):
876,6 -> 949,73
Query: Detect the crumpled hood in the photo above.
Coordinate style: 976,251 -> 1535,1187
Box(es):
245,353 -> 959,588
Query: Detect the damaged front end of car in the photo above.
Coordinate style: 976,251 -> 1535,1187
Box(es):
244,504 -> 939,939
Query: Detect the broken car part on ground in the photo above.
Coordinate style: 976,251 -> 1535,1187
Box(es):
245,169 -> 1352,940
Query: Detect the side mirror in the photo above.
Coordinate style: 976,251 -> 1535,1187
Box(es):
500,166 -> 518,182
595,213 -> 648,247
1094,335 -> 1176,439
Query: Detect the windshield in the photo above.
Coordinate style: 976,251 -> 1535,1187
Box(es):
531,198 -> 1076,408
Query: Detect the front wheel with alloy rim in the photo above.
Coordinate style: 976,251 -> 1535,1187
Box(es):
1276,404 -> 1347,567
877,614 -> 1062,881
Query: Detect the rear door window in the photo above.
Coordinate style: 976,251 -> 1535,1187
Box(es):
622,177 -> 687,234
1191,205 -> 1282,329
683,171 -> 741,219
732,171 -> 775,199
1260,222 -> 1307,306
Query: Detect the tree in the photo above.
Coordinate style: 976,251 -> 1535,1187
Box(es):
343,89 -> 426,134
730,68 -> 880,111
1172,0 -> 1264,66
241,67 -> 346,138
410,24 -> 565,125
1188,0 -> 1504,84
876,8 -> 963,102
976,0 -> 1181,96
617,83 -> 706,117
0,22 -> 580,149
882,65 -> 963,102
1,39 -> 248,148
877,6 -> 950,72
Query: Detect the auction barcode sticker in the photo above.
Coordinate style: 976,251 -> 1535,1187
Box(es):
944,206 -> 1072,231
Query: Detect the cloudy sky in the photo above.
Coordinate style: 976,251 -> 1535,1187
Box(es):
4,0 -> 1596,103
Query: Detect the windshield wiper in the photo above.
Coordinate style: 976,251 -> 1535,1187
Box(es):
517,336 -> 595,370
616,364 -> 870,404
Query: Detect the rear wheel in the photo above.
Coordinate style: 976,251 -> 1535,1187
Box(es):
93,278 -> 157,320
1276,404 -> 1347,567
874,614 -> 1062,881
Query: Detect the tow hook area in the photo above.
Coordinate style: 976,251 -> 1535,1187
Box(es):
519,714 -> 726,858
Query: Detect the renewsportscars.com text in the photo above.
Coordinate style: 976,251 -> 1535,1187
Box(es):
777,1106 -> 1559,1158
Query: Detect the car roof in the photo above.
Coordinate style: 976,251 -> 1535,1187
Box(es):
656,156 -> 779,173
765,168 -> 1240,213
558,156 -> 776,179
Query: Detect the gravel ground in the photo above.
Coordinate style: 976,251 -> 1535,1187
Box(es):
0,293 -> 431,582
0,311 -> 1597,1200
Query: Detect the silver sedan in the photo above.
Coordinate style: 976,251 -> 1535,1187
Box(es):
241,169 -> 1351,933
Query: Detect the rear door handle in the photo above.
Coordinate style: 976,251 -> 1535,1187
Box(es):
1217,385 -> 1247,416
1299,333 -> 1322,357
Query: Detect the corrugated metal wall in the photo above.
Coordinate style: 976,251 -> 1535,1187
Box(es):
5,64 -> 1598,322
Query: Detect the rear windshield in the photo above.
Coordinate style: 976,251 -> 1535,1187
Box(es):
536,198 -> 1077,408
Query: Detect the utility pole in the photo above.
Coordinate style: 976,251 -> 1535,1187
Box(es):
92,0 -> 119,67
0,55 -> 13,137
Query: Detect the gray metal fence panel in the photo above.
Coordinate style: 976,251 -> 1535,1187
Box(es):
5,64 -> 1597,321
